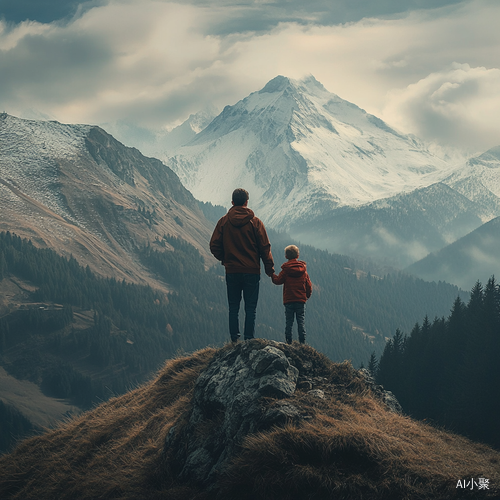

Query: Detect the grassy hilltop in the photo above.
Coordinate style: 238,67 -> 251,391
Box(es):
1,340 -> 499,500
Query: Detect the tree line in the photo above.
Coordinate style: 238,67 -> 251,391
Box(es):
370,277 -> 500,450
0,231 -> 228,409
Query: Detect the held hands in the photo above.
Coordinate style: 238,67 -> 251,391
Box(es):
265,268 -> 275,277
269,273 -> 279,284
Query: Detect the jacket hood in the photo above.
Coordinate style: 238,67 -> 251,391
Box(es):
228,205 -> 255,227
281,259 -> 306,278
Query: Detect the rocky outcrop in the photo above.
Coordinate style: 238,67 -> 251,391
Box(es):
163,339 -> 401,487
164,340 -> 300,485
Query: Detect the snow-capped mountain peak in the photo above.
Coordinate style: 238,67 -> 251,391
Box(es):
442,144 -> 500,219
166,75 -> 454,227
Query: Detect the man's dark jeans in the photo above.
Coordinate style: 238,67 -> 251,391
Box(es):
226,273 -> 260,341
285,302 -> 306,343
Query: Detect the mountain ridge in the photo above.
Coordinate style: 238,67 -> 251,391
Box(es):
442,144 -> 500,219
0,113 -> 214,290
407,215 -> 500,290
292,181 -> 487,267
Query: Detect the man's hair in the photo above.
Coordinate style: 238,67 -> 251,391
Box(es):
285,245 -> 299,259
232,188 -> 249,206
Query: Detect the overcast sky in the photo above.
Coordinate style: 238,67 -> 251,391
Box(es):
1,0 -> 499,154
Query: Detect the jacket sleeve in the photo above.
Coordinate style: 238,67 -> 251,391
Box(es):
271,271 -> 285,285
305,272 -> 312,299
209,218 -> 225,262
253,218 -> 275,276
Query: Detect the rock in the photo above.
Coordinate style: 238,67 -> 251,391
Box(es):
308,389 -> 325,399
297,379 -> 313,390
164,340 -> 299,485
358,368 -> 403,414
381,390 -> 403,415
263,402 -> 302,426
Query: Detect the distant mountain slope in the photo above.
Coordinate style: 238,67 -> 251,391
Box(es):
167,75 -> 455,229
1,341 -> 499,500
406,216 -> 500,290
443,145 -> 500,219
0,113 -> 214,289
153,105 -> 219,156
292,182 -> 485,267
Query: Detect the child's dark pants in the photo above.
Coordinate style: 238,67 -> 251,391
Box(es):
284,302 -> 306,344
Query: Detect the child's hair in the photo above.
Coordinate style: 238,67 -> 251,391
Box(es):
285,245 -> 299,259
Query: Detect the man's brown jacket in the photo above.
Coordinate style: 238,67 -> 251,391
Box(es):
209,205 -> 274,275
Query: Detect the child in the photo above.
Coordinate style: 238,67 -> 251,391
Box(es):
271,245 -> 312,344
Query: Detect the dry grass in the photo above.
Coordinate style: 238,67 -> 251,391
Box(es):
0,347 -> 217,500
1,342 -> 499,500
219,400 -> 500,499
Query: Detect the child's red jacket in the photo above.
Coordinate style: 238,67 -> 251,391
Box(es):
272,259 -> 312,304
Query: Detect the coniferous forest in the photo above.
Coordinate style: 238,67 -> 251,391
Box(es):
0,229 -> 466,452
373,277 -> 500,450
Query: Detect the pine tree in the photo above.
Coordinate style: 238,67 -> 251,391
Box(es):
368,351 -> 378,376
377,328 -> 405,393
0,250 -> 6,280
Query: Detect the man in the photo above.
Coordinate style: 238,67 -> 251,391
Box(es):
210,188 -> 274,342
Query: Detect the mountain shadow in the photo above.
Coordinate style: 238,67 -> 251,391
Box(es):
406,216 -> 500,290
1,340 -> 499,500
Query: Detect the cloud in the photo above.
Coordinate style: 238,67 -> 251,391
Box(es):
0,2 -> 230,125
383,63 -> 500,152
0,0 -> 105,24
466,244 -> 500,268
375,226 -> 430,262
179,0 -> 467,36
0,0 -> 465,28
